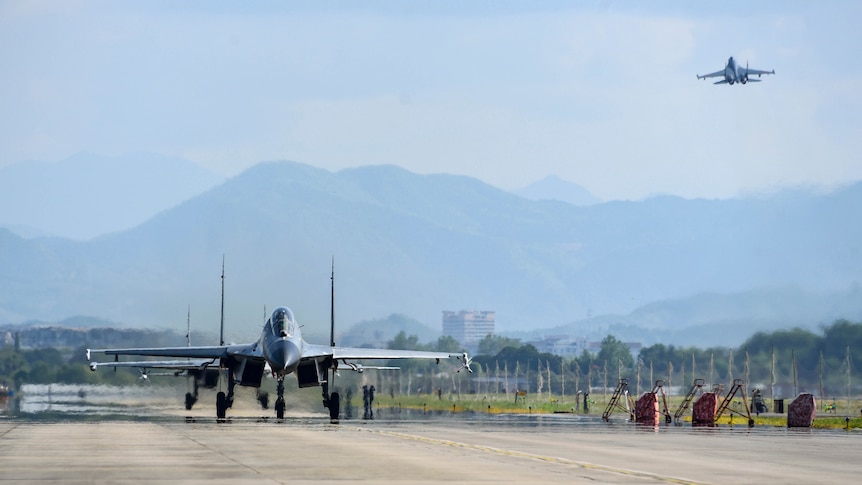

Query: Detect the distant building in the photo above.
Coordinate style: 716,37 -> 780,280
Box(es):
526,335 -> 582,358
442,310 -> 495,346
526,336 -> 642,359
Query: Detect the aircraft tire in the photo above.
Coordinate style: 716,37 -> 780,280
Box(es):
329,392 -> 340,421
185,392 -> 195,410
216,391 -> 227,419
275,398 -> 285,419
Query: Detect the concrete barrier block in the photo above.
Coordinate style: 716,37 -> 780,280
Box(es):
635,392 -> 660,425
787,393 -> 816,428
693,392 -> 718,426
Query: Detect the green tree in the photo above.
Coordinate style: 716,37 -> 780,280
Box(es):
476,334 -> 521,357
574,348 -> 594,377
490,344 -> 541,371
28,362 -> 54,383
0,348 -> 27,387
433,335 -> 463,353
387,331 -> 423,351
56,364 -> 99,384
24,348 -> 64,368
821,320 -> 862,358
596,335 -> 634,372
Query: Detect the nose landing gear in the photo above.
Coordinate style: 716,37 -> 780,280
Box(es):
275,377 -> 286,420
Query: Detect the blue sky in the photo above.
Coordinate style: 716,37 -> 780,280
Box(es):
2,1 -> 860,200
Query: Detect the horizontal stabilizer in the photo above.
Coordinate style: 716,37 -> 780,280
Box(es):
713,80 -> 728,85
747,78 -> 761,82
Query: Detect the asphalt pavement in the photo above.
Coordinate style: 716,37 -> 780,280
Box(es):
1,412 -> 860,484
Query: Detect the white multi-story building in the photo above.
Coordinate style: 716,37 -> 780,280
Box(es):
442,310 -> 495,346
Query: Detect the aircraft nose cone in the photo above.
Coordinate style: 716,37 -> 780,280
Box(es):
268,340 -> 301,375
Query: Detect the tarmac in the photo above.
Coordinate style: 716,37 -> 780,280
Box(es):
1,411 -> 861,484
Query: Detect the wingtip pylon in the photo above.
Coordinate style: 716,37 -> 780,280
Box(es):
458,352 -> 474,373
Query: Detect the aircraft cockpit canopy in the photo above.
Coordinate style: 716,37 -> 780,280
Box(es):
271,307 -> 296,338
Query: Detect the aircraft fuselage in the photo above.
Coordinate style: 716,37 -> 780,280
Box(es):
260,307 -> 303,377
725,57 -> 739,84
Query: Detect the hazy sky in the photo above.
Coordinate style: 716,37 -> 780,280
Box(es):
2,1 -> 861,200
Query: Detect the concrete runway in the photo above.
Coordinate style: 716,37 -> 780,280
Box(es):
1,413 -> 860,484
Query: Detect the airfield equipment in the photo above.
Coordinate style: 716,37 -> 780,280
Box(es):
673,378 -> 705,423
649,380 -> 673,424
714,378 -> 754,427
602,378 -> 634,422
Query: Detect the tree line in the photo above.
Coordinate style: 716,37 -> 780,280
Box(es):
382,320 -> 861,398
2,320 -> 859,398
0,342 -> 138,389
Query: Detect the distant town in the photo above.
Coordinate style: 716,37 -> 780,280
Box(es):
442,309 -> 640,358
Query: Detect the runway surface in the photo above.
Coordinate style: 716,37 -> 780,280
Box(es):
2,411 -> 860,484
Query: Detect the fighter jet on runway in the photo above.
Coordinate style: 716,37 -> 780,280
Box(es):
697,56 -> 775,85
87,262 -> 472,422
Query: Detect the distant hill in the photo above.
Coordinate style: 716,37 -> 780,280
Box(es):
338,314 -> 441,348
1,160 -> 860,347
517,287 -> 862,348
513,175 -> 601,206
0,324 -> 196,350
0,152 -> 226,240
0,224 -> 54,239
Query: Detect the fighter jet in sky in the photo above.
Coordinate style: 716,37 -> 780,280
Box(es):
697,56 -> 775,85
87,262 -> 472,422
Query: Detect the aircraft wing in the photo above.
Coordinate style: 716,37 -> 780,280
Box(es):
303,344 -> 452,361
88,359 -> 215,371
87,343 -> 259,361
696,69 -> 725,80
744,67 -> 775,77
302,344 -> 473,372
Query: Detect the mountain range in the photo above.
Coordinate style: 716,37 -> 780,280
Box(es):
0,152 -> 226,240
513,175 -> 602,206
1,157 -> 860,347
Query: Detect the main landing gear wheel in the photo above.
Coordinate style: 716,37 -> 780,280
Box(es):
186,377 -> 199,411
216,391 -> 227,420
329,392 -> 340,422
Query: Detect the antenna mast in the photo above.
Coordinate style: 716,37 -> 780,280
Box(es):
186,305 -> 191,347
220,255 -> 225,347
330,256 -> 336,347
